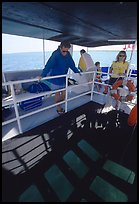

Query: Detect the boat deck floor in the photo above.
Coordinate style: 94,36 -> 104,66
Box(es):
2,87 -> 135,142
2,101 -> 137,202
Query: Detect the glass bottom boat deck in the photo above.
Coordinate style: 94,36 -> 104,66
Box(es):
2,100 -> 137,202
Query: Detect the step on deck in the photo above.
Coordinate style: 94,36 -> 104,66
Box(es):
19,184 -> 45,202
44,164 -> 74,202
77,139 -> 102,162
80,198 -> 88,202
103,159 -> 135,184
63,150 -> 89,179
89,176 -> 128,202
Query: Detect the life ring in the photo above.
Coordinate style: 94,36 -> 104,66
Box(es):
128,104 -> 137,126
110,79 -> 135,102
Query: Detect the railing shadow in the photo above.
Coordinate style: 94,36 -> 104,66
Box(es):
2,101 -> 137,202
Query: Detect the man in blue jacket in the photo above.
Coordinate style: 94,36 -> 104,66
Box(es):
38,41 -> 81,114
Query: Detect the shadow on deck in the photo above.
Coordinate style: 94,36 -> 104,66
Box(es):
2,101 -> 137,202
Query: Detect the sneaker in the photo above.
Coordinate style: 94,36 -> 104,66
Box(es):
103,91 -> 108,94
57,108 -> 65,115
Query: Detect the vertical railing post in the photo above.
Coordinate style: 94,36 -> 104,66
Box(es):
10,82 -> 22,134
43,38 -> 46,68
65,75 -> 68,113
2,72 -> 8,91
90,70 -> 96,101
126,40 -> 137,77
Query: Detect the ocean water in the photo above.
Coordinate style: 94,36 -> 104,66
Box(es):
2,50 -> 137,72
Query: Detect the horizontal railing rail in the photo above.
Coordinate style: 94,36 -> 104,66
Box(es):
2,70 -> 137,141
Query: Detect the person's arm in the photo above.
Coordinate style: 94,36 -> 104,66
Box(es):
109,64 -> 113,78
69,56 -> 81,73
41,53 -> 56,77
109,66 -> 113,73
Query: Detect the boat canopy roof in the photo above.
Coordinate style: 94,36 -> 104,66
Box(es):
2,2 -> 137,47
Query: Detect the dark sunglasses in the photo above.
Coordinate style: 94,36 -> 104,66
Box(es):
119,55 -> 125,57
62,50 -> 68,53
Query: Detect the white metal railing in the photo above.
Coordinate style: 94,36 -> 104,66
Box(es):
2,72 -> 93,134
2,70 -> 137,137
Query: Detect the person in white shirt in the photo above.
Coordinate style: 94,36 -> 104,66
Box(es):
78,49 -> 96,89
78,49 -> 96,72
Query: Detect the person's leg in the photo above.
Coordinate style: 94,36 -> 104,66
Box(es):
59,90 -> 65,112
55,92 -> 62,112
97,85 -> 100,92
103,80 -> 109,94
98,79 -> 102,91
103,78 -> 118,94
55,90 -> 65,113
110,78 -> 121,109
61,90 -> 66,102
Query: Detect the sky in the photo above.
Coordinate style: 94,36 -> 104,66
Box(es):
2,34 -> 134,54
2,34 -> 86,54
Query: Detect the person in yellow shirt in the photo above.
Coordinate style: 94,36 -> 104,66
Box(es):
78,49 -> 96,89
103,50 -> 129,94
78,50 -> 86,72
78,49 -> 96,72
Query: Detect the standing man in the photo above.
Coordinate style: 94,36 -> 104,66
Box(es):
38,41 -> 81,114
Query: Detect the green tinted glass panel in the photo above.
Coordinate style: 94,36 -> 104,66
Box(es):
90,176 -> 128,202
19,184 -> 44,202
103,159 -> 135,184
80,198 -> 87,202
63,150 -> 89,178
128,171 -> 136,184
77,139 -> 102,161
44,165 -> 74,202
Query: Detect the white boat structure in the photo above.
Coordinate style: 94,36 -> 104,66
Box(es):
2,2 -> 137,202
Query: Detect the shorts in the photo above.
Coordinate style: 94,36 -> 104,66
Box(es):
50,83 -> 65,91
105,77 -> 123,86
42,79 -> 65,91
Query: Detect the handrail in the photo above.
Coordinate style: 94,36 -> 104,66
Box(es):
2,72 -> 94,135
2,70 -> 137,141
